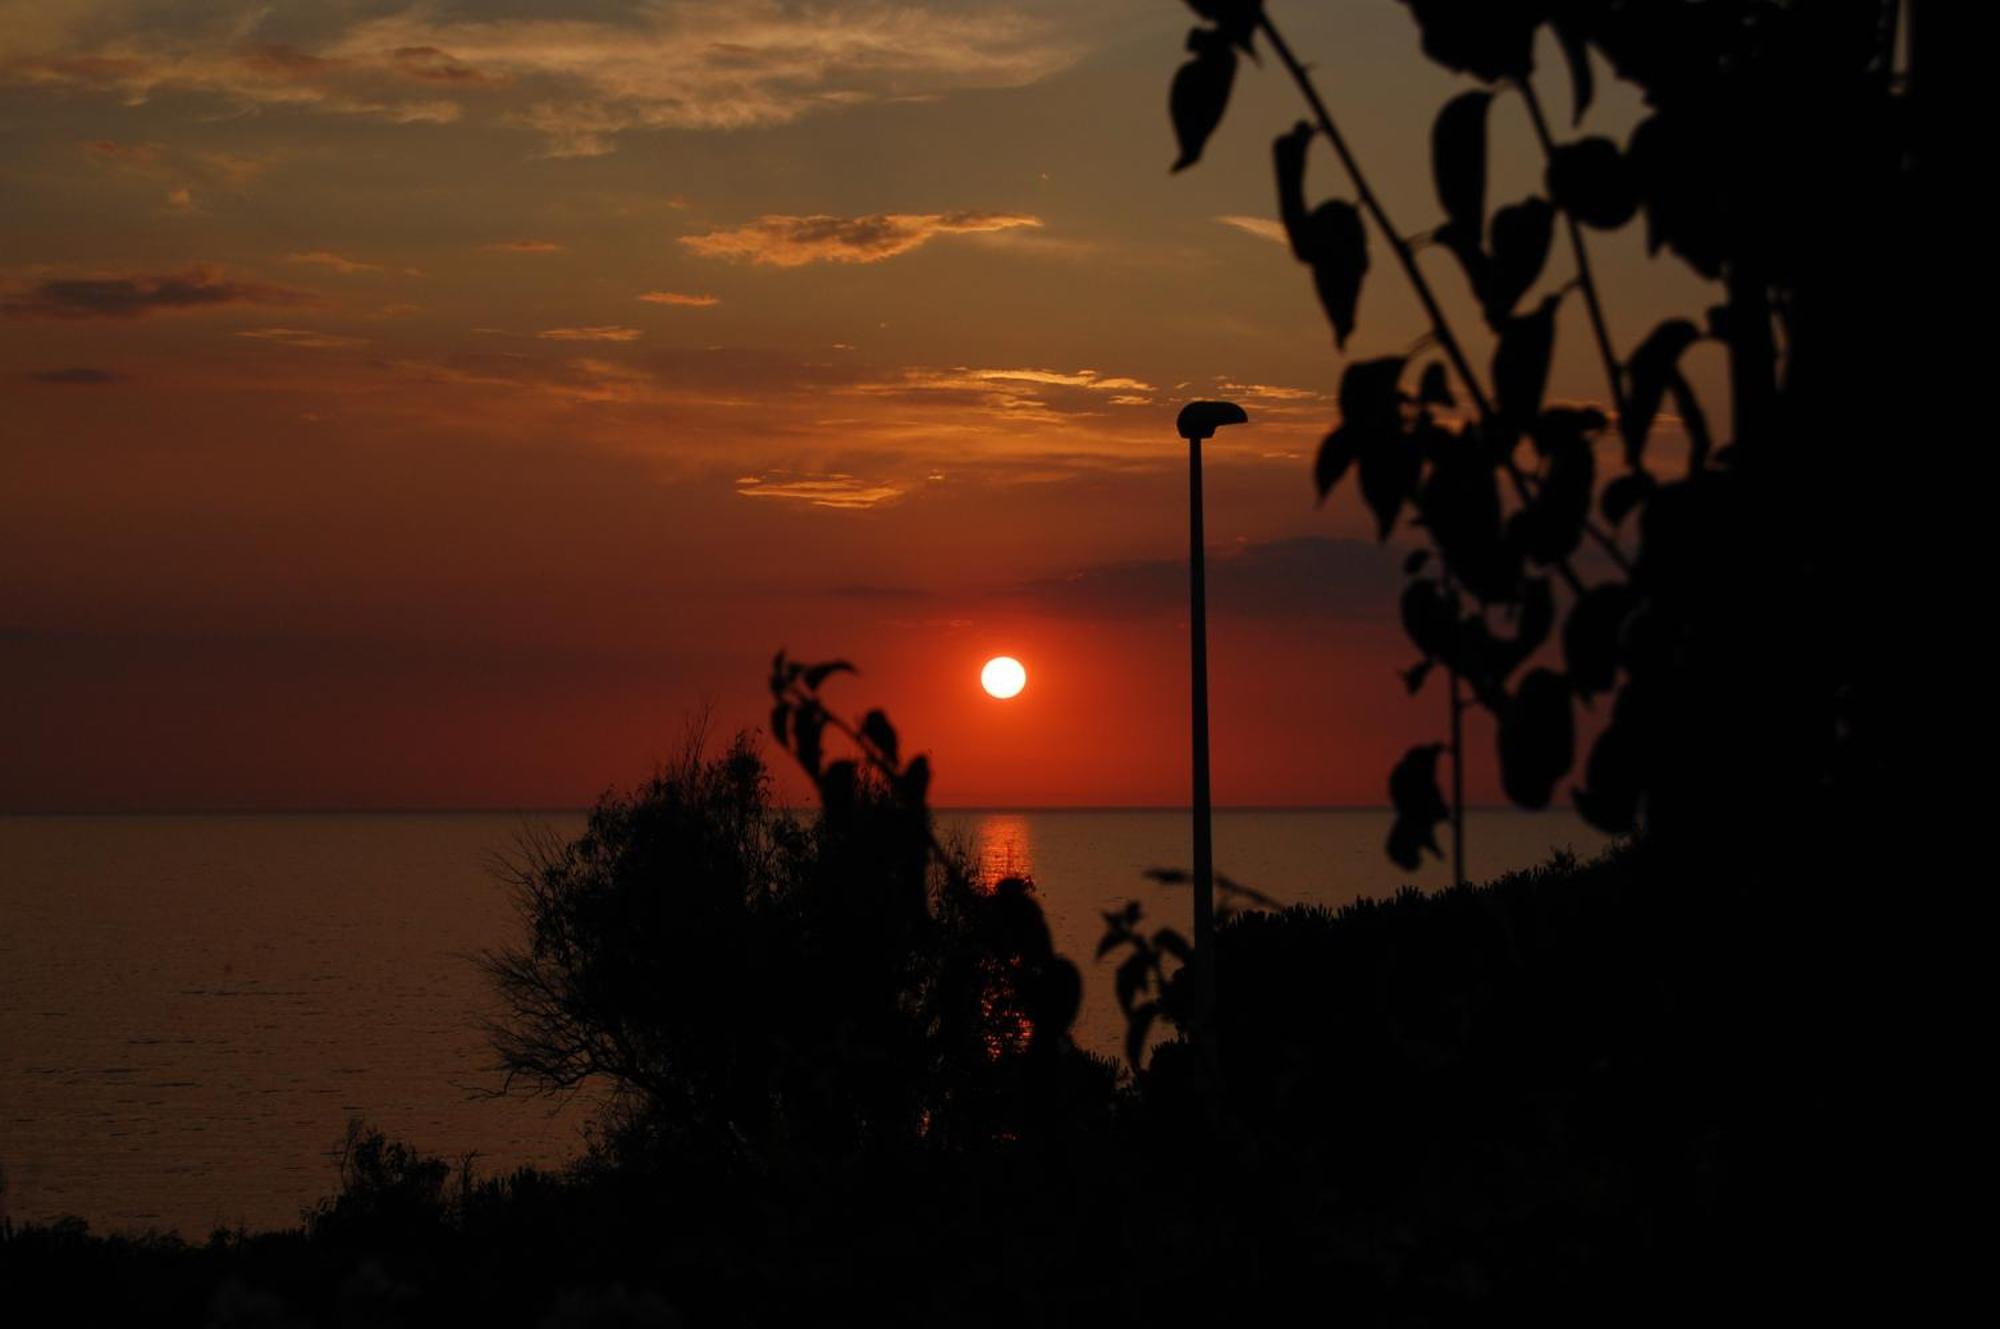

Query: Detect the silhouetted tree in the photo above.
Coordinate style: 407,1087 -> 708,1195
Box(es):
483,706 -> 1100,1167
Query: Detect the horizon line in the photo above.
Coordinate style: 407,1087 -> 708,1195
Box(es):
0,803 -> 1556,817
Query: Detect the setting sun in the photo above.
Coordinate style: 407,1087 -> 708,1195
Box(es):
980,656 -> 1027,700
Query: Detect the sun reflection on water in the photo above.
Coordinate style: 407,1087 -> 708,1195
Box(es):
969,813 -> 1034,889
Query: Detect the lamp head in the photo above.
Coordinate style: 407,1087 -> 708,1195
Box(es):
1176,400 -> 1248,441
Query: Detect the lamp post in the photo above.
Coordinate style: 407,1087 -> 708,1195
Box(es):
1175,400 -> 1247,1067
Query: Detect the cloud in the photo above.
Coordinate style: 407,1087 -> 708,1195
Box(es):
288,249 -> 382,274
638,291 -> 719,307
234,327 -> 368,349
7,3 -> 1075,156
1216,215 -> 1288,245
0,264 -> 309,319
536,326 -> 643,342
736,472 -> 903,510
681,212 -> 1042,267
482,240 -> 565,254
1015,538 -> 1407,620
28,366 -> 124,384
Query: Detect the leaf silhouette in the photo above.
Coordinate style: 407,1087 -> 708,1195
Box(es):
1483,198 -> 1555,326
1386,743 -> 1450,870
1600,470 -> 1655,525
802,660 -> 855,689
1305,201 -> 1368,347
1417,361 -> 1455,408
1315,425 -> 1358,503
1497,668 -> 1574,808
1405,0 -> 1540,82
860,709 -> 898,768
1274,123 -> 1367,346
1431,90 -> 1491,233
1563,582 -> 1637,697
1170,27 -> 1238,173
1273,122 -> 1315,261
1623,318 -> 1701,466
1493,295 -> 1559,430
1546,137 -> 1639,230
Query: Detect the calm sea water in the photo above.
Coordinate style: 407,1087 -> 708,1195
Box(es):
0,810 -> 1606,1235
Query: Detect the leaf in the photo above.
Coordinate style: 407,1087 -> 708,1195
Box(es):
1339,356 -> 1407,423
1552,15 -> 1594,124
1546,137 -> 1638,230
1403,547 -> 1431,575
1622,319 -> 1700,466
1512,407 -> 1595,563
1360,432 -> 1421,541
1169,27 -> 1237,173
1273,122 -> 1315,263
769,702 -> 790,748
1402,658 -> 1434,695
1492,295 -> 1559,431
1405,0 -> 1539,82
1600,470 -> 1655,525
895,753 -> 931,806
1431,90 -> 1492,232
860,709 -> 898,768
1418,449 -> 1509,602
1337,357 -> 1415,538
1399,578 -> 1457,660
1562,582 -> 1636,698
1315,425 -> 1358,503
1305,200 -> 1368,347
1497,668 -> 1574,808
1483,197 -> 1554,327
1573,696 -> 1642,832
802,659 -> 856,689
792,707 -> 825,777
1386,743 -> 1450,870
1417,361 -> 1454,408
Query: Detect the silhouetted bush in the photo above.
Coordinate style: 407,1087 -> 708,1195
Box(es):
483,724 -> 1112,1168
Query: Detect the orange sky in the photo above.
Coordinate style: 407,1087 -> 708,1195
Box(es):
0,1 -> 1719,810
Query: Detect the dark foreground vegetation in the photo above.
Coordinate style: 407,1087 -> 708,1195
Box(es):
1,730 -> 1899,1326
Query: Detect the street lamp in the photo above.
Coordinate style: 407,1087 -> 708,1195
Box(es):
1175,399 -> 1247,1066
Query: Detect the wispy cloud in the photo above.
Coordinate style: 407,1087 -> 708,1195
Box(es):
736,472 -> 903,510
536,326 -> 643,342
481,240 -> 565,254
638,291 -> 719,307
6,3 -> 1075,156
235,327 -> 368,349
0,265 -> 309,319
1215,215 -> 1287,245
288,249 -> 382,274
27,366 -> 124,385
682,212 -> 1042,267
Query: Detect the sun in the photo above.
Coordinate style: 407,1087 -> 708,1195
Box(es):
980,656 -> 1027,700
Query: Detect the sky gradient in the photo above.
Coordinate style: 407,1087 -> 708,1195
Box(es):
1,0 -> 1721,810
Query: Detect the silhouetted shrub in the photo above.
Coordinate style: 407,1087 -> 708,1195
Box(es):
483,720 -> 1109,1167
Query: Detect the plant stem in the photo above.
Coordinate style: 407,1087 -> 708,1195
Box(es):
1516,78 -> 1627,421
1256,11 -> 1631,584
1256,15 -> 1495,422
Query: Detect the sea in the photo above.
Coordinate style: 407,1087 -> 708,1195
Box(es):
0,809 -> 1607,1236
